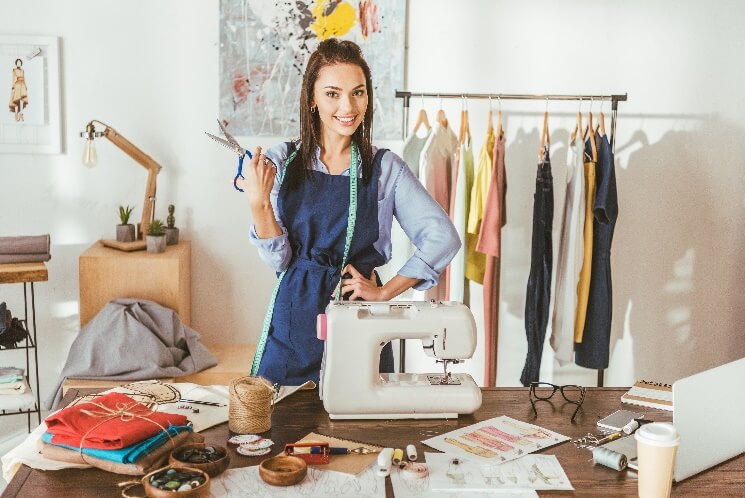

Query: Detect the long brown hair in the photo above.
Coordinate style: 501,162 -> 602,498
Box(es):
293,38 -> 374,188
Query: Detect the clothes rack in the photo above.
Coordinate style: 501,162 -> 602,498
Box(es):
394,90 -> 629,388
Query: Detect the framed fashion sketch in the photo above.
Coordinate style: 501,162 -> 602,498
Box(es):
219,0 -> 405,139
0,35 -> 61,154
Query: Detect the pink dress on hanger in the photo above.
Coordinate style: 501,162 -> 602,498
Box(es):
418,121 -> 458,301
476,132 -> 507,387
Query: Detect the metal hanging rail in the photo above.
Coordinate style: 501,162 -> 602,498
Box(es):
394,90 -> 628,388
395,91 -> 627,143
395,91 -> 627,102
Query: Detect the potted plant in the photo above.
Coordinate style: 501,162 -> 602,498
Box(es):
116,205 -> 135,243
164,204 -> 180,245
146,219 -> 167,253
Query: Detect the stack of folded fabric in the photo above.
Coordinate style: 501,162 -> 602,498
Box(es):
39,392 -> 201,475
0,235 -> 51,264
0,367 -> 35,411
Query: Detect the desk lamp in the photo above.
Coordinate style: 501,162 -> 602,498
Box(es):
80,120 -> 162,248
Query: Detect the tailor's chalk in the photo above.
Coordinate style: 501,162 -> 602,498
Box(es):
392,448 -> 404,466
406,444 -> 417,462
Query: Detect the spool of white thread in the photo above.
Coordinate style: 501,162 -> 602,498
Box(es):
377,447 -> 394,477
406,444 -> 417,462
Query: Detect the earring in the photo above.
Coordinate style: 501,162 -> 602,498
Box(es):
311,106 -> 316,113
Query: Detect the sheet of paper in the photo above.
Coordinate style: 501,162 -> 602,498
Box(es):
390,463 -> 538,498
421,416 -> 569,464
209,464 -> 384,497
425,452 -> 573,492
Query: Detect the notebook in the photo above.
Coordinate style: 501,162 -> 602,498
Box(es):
621,380 -> 672,411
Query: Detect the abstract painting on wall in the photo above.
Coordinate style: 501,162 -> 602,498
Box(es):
219,0 -> 405,139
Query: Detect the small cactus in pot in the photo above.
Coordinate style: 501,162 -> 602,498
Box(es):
116,205 -> 136,242
146,219 -> 167,253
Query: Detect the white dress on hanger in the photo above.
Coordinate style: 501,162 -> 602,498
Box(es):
449,137 -> 473,303
402,128 -> 431,178
550,135 -> 586,365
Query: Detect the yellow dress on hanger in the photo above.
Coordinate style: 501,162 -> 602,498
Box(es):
574,148 -> 596,343
465,126 -> 495,283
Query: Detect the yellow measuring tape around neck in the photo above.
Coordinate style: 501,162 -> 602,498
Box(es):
250,143 -> 359,376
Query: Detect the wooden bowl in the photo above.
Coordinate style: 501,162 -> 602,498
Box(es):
141,466 -> 210,498
259,455 -> 308,486
169,443 -> 230,478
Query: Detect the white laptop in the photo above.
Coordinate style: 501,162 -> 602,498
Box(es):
621,357 -> 745,480
671,356 -> 745,481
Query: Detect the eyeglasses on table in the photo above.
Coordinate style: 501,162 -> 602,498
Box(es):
528,382 -> 586,422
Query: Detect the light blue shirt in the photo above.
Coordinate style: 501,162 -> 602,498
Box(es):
249,142 -> 460,290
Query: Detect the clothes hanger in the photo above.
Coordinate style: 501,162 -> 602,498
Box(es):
436,94 -> 448,128
486,96 -> 493,136
597,97 -> 607,137
538,97 -> 550,160
497,95 -> 504,139
411,94 -> 431,135
583,97 -> 594,142
586,97 -> 598,162
458,95 -> 471,144
571,97 -> 583,144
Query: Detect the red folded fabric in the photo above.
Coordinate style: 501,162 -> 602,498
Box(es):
45,392 -> 188,450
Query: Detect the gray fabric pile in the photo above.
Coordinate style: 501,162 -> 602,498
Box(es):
47,299 -> 218,409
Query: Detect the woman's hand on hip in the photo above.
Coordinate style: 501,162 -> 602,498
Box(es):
235,146 -> 275,210
340,264 -> 389,301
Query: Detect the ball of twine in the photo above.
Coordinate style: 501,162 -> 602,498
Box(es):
229,376 -> 275,434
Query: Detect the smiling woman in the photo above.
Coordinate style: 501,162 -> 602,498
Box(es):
236,38 -> 461,387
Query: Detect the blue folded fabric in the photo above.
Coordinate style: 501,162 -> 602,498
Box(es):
42,425 -> 191,464
0,375 -> 23,383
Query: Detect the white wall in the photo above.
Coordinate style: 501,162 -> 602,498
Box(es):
1,0 -> 744,405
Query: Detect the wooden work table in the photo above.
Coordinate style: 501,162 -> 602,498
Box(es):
3,388 -> 743,497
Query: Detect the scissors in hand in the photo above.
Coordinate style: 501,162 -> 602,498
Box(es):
205,119 -> 253,192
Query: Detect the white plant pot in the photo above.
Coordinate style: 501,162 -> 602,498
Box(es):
146,235 -> 166,254
116,224 -> 135,242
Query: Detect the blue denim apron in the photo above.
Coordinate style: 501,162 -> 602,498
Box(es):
256,144 -> 394,385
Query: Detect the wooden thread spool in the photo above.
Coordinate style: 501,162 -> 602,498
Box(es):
228,376 -> 274,434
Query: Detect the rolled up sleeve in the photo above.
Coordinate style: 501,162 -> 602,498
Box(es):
392,159 -> 461,290
248,142 -> 293,272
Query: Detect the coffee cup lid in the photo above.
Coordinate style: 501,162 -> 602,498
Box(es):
635,422 -> 680,447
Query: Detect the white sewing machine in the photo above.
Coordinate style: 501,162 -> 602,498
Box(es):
318,300 -> 482,419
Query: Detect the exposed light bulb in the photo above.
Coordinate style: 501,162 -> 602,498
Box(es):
83,139 -> 97,167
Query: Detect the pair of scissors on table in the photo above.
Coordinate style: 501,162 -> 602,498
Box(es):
205,119 -> 256,192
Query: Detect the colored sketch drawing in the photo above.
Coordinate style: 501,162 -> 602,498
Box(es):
8,58 -> 28,121
422,416 -> 570,464
219,0 -> 404,139
425,453 -> 573,492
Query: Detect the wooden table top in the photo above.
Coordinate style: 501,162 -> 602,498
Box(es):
3,387 -> 743,497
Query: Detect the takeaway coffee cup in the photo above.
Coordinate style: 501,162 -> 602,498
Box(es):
635,422 -> 680,498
